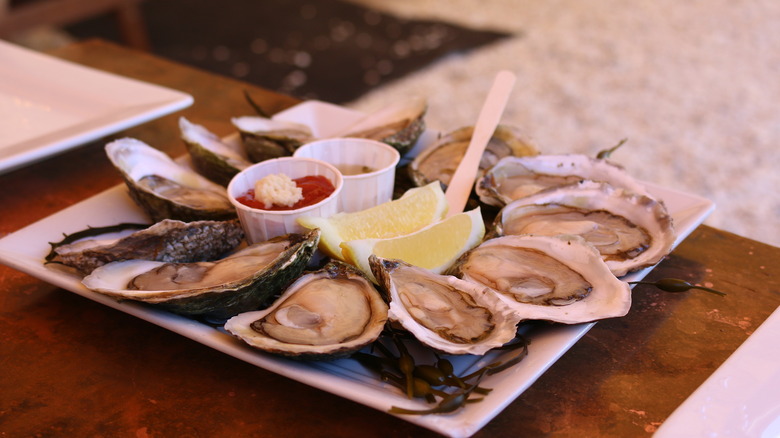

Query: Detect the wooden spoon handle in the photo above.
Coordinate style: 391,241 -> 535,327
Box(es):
444,70 -> 516,216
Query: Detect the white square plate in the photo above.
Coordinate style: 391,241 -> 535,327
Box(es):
0,101 -> 715,437
655,305 -> 780,437
0,40 -> 193,174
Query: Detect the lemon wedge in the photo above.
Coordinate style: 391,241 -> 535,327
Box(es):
297,182 -> 448,260
340,207 -> 485,281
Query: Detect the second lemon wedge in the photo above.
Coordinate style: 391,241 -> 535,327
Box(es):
340,207 -> 485,281
297,182 -> 448,260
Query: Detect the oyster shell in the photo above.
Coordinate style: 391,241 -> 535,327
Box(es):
231,116 -> 313,162
81,229 -> 320,319
180,117 -> 251,186
339,96 -> 427,156
448,234 -> 632,324
370,255 -> 522,355
225,261 -> 388,360
106,138 -> 236,222
48,219 -> 244,275
408,125 -> 539,189
476,154 -> 651,207
493,180 -> 675,277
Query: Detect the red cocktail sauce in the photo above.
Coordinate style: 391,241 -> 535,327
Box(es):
236,175 -> 336,211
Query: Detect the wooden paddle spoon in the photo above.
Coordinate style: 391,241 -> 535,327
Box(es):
444,70 -> 516,216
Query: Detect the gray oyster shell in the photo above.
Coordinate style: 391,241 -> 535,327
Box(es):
50,219 -> 245,275
180,117 -> 251,186
81,229 -> 320,319
370,255 -> 522,355
339,96 -> 427,156
492,180 -> 675,277
476,154 -> 651,207
225,261 -> 388,360
448,234 -> 632,324
409,125 -> 539,189
106,138 -> 236,222
231,116 -> 314,162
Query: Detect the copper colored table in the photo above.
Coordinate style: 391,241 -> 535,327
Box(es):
1,40 -> 779,437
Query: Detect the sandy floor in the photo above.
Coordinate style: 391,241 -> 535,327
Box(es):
345,0 -> 780,248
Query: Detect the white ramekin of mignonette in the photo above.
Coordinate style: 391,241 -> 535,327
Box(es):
227,157 -> 343,243
293,137 -> 400,213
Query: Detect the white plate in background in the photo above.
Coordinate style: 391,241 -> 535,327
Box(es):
655,305 -> 780,438
0,101 -> 715,438
0,40 -> 193,174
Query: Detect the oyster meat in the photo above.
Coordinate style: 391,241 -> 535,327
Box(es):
409,125 -> 539,189
448,234 -> 632,324
180,117 -> 251,186
232,116 -> 313,162
48,219 -> 245,275
81,229 -> 320,319
339,96 -> 427,156
106,138 -> 236,222
225,261 -> 388,360
493,180 -> 675,276
476,154 -> 651,207
370,255 -> 522,355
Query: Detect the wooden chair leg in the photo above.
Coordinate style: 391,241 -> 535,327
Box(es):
114,2 -> 150,51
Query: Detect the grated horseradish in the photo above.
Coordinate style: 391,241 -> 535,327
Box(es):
254,174 -> 303,208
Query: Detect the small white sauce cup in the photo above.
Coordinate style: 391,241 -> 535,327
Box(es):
293,138 -> 400,213
227,157 -> 343,243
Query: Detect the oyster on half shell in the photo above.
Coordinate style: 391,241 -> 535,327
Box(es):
225,261 -> 388,360
448,234 -> 632,324
231,116 -> 314,162
493,180 -> 675,277
476,154 -> 651,207
370,255 -> 522,355
106,138 -> 236,222
81,229 -> 320,319
339,96 -> 427,156
48,219 -> 244,275
409,125 -> 539,189
180,117 -> 251,186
